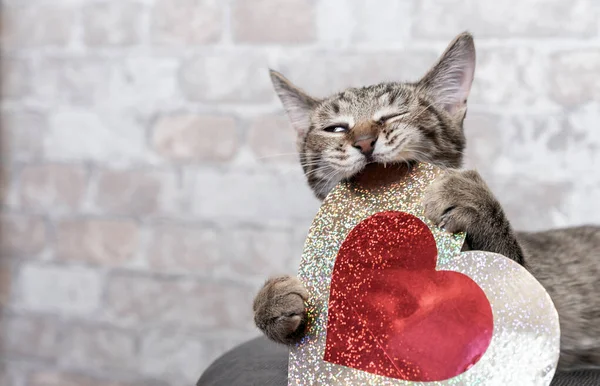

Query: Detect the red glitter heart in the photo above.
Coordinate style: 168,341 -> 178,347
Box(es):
323,211 -> 494,381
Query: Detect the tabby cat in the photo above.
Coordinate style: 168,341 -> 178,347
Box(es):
252,32 -> 600,371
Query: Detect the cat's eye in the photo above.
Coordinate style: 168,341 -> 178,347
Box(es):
377,112 -> 408,125
324,125 -> 348,133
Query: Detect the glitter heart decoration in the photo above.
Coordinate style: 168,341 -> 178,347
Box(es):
324,210 -> 493,381
288,163 -> 560,386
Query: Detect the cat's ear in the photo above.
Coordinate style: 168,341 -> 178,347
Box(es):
269,69 -> 319,137
418,32 -> 476,117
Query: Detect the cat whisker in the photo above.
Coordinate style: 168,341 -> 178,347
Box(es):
318,169 -> 344,195
304,165 -> 333,178
256,152 -> 316,160
299,161 -> 324,168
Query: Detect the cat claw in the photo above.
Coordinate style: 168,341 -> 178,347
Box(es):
439,212 -> 449,232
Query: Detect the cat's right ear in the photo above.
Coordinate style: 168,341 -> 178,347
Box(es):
269,70 -> 318,137
417,32 -> 476,118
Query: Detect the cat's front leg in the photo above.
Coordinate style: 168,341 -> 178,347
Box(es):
423,170 -> 525,265
253,275 -> 309,345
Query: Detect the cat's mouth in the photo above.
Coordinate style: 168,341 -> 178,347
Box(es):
334,152 -> 420,186
344,158 -> 418,182
351,162 -> 412,187
365,153 -> 418,169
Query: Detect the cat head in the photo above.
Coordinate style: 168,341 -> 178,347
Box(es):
270,32 -> 476,200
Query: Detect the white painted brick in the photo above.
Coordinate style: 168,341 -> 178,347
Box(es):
152,114 -> 238,162
179,53 -> 273,103
32,58 -> 113,107
92,169 -> 181,216
82,2 -> 144,47
2,5 -> 75,48
139,329 -> 203,384
0,314 -> 61,360
247,114 -> 298,164
2,58 -> 32,99
279,51 -> 437,96
60,325 -> 137,371
109,57 -> 181,110
188,168 -> 320,222
105,275 -> 255,330
471,48 -> 556,110
45,109 -> 153,165
224,228 -> 294,279
17,264 -> 102,315
31,57 -> 180,110
233,0 -> 315,44
151,0 -> 222,45
0,110 -> 46,162
550,50 -> 600,107
317,0 -> 412,47
20,164 -> 86,213
413,0 -> 599,38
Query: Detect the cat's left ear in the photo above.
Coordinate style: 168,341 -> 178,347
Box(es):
418,32 -> 476,117
269,70 -> 319,137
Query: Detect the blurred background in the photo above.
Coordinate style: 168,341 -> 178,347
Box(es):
1,0 -> 600,385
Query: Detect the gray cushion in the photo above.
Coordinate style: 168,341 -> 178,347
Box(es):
198,337 -> 600,386
198,337 -> 288,386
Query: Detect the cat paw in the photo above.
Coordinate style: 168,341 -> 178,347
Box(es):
422,170 -> 496,234
253,275 -> 309,345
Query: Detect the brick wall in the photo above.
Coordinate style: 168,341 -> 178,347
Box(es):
1,0 -> 600,385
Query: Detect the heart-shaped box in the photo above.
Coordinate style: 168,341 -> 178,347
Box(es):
288,163 -> 560,386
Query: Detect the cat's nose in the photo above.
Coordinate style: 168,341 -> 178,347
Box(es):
353,137 -> 377,156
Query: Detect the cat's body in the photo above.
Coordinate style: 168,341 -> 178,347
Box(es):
519,228 -> 600,368
252,32 -> 600,371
